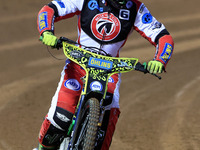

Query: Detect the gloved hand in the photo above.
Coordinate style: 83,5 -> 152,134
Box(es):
147,60 -> 164,74
41,31 -> 57,47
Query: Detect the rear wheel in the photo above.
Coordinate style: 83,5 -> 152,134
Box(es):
72,98 -> 100,150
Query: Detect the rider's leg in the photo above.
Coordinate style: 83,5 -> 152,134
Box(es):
37,118 -> 68,150
36,61 -> 85,149
95,107 -> 120,150
95,73 -> 121,150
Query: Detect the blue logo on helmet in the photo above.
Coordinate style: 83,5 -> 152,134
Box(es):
64,79 -> 81,91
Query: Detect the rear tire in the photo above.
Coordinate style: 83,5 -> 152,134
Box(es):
72,98 -> 100,150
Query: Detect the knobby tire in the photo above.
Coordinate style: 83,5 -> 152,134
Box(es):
72,98 -> 100,150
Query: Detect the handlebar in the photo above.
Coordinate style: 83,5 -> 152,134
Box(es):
134,62 -> 162,80
39,36 -> 72,49
39,36 -> 162,80
57,37 -> 76,48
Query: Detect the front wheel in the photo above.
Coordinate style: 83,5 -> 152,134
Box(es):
71,97 -> 100,150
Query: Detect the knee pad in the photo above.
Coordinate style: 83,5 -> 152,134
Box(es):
39,107 -> 73,148
53,106 -> 74,131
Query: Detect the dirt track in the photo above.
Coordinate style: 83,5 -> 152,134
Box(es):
0,0 -> 200,150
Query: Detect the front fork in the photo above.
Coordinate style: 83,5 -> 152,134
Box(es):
67,98 -> 105,137
66,94 -> 85,149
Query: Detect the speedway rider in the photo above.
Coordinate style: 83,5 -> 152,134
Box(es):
35,0 -> 174,149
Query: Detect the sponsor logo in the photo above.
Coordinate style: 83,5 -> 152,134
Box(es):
38,12 -> 48,31
88,0 -> 103,12
126,1 -> 133,9
139,4 -> 145,13
64,79 -> 81,91
142,13 -> 152,24
108,77 -> 114,83
152,22 -> 162,30
70,50 -> 84,59
160,43 -> 173,63
91,12 -> 121,41
56,112 -> 70,122
55,0 -> 65,8
117,61 -> 132,68
119,9 -> 130,20
90,81 -> 103,91
88,57 -> 113,70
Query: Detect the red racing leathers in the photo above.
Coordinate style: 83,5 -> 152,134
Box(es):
37,0 -> 174,149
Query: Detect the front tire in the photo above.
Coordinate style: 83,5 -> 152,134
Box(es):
72,98 -> 100,150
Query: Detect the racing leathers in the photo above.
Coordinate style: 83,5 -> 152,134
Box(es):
37,0 -> 174,149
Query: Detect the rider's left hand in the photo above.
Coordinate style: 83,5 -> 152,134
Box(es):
147,60 -> 164,74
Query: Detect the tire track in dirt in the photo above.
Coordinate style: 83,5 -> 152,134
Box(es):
0,140 -> 12,150
159,13 -> 200,24
0,68 -> 59,111
0,67 -> 61,150
0,3 -> 200,150
160,76 -> 200,150
121,37 -> 200,58
0,12 -> 35,24
0,32 -> 77,52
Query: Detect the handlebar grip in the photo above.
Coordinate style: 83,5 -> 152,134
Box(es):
135,62 -> 162,80
135,62 -> 148,74
59,37 -> 77,44
56,39 -> 63,49
39,36 -> 62,49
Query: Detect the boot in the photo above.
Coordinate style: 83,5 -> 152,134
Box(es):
33,143 -> 57,150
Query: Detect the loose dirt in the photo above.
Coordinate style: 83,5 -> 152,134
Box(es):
0,0 -> 200,150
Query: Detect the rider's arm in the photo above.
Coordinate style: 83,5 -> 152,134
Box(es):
133,2 -> 174,69
37,0 -> 83,35
154,31 -> 174,68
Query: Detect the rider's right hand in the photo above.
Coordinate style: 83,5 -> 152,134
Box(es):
41,31 -> 57,47
147,60 -> 164,74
